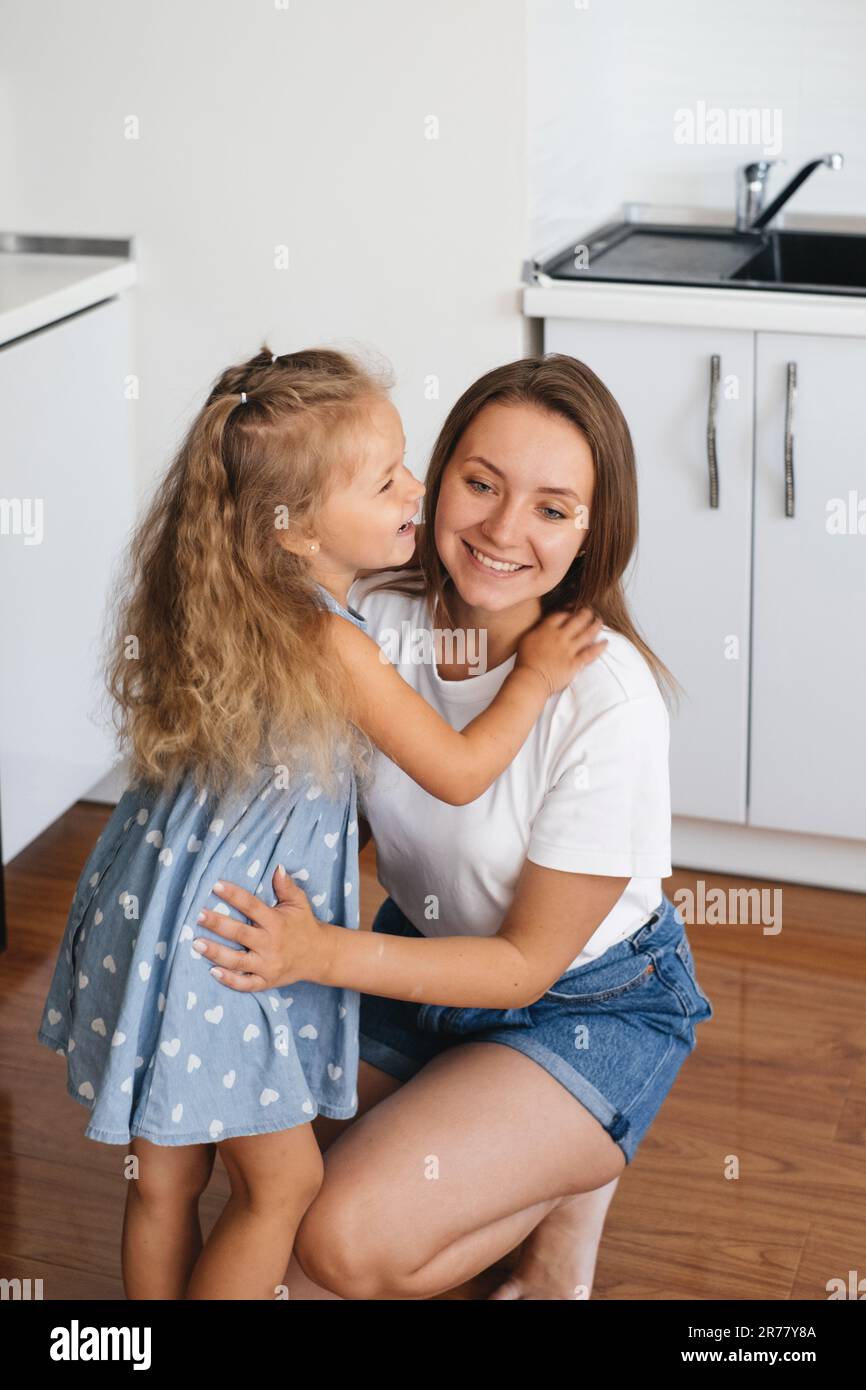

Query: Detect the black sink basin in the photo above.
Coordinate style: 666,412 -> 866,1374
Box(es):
540,223 -> 763,288
538,219 -> 866,296
730,230 -> 866,292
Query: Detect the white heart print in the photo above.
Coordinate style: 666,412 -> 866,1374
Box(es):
145,829 -> 163,848
260,1089 -> 280,1107
243,1024 -> 260,1042
223,1070 -> 236,1088
160,1038 -> 181,1057
324,832 -> 338,849
204,1006 -> 223,1024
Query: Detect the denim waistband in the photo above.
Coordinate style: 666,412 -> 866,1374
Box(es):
627,894 -> 678,950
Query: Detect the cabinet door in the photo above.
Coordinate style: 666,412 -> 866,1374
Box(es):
750,332 -> 866,840
0,297 -> 134,861
544,318 -> 754,823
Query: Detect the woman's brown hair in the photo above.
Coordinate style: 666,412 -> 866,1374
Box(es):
103,344 -> 391,802
367,352 -> 681,708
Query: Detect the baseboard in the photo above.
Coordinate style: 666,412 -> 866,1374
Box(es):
673,816 -> 866,894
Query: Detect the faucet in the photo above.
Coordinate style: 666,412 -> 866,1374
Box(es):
735,159 -> 784,231
736,153 -> 844,233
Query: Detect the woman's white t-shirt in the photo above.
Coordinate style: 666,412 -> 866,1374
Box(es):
347,570 -> 673,971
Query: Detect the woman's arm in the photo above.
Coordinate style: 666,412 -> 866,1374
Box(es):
195,864 -> 629,1010
328,608 -> 605,807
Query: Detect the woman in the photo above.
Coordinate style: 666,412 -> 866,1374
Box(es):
202,353 -> 714,1299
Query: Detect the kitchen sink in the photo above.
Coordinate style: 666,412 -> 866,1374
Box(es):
535,219 -> 866,296
730,230 -> 866,291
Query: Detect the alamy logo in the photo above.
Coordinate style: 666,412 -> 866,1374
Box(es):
49,1319 -> 151,1370
375,622 -> 488,675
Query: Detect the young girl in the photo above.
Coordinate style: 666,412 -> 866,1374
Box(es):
36,344 -> 606,1301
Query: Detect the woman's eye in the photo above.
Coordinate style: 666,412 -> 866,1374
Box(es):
379,479 -> 394,493
468,478 -> 565,521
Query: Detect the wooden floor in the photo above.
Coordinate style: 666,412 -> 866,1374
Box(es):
1,799 -> 864,1300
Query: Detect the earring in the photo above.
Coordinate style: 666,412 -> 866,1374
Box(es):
309,542 -> 319,553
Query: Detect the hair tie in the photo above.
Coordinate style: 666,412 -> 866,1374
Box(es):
240,392 -> 247,404
271,354 -> 278,363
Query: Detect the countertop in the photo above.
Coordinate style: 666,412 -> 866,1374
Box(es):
0,247 -> 137,347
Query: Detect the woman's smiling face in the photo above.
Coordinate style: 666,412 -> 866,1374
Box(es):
433,401 -> 596,613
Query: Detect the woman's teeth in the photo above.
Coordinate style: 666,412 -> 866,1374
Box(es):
465,541 -> 526,573
396,519 -> 415,535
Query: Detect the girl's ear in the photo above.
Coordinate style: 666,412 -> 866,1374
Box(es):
276,532 -> 320,557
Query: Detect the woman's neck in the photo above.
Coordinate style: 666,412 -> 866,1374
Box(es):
433,585 -> 543,681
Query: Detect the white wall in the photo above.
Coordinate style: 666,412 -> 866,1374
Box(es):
529,0 -> 866,259
1,0 -> 531,501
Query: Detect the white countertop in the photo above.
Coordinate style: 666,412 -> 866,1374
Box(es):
0,251 -> 137,347
523,278 -> 866,336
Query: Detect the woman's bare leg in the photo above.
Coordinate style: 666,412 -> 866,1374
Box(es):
486,1177 -> 621,1298
122,1138 -> 217,1299
293,1041 -> 625,1300
280,1060 -> 404,1300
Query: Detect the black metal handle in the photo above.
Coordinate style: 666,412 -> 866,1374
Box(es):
784,361 -> 797,517
707,354 -> 720,508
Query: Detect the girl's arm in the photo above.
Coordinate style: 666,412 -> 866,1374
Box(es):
328,608 -> 605,806
197,865 -> 630,1009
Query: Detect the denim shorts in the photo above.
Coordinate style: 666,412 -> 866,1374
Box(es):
358,892 -> 713,1165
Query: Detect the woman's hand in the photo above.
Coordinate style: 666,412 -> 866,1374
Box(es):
515,606 -> 607,697
192,866 -> 331,991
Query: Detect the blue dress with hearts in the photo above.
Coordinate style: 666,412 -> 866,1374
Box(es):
36,584 -> 366,1145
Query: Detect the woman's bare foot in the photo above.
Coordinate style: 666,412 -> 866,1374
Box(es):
487,1178 -> 620,1300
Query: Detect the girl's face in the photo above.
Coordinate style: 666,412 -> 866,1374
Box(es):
434,401 -> 595,615
307,397 -> 425,578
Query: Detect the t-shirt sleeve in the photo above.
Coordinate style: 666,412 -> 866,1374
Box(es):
526,694 -> 672,878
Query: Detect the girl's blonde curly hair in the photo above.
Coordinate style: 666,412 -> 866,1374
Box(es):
102,344 -> 393,804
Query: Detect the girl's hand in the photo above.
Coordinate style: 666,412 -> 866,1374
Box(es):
515,606 -> 607,697
192,866 -> 329,991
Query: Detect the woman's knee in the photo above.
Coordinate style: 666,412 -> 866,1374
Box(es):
293,1187 -> 388,1298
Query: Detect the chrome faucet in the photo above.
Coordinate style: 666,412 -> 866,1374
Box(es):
736,153 -> 844,232
735,159 -> 784,231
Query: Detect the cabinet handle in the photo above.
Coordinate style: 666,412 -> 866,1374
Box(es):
784,361 -> 797,517
707,354 -> 720,508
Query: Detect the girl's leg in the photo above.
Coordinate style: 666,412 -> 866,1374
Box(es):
185,1122 -> 324,1300
122,1138 -> 217,1299
293,1042 -> 626,1300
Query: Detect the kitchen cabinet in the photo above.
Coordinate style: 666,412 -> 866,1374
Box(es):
544,318 -> 755,825
0,295 -> 135,864
750,332 -> 866,840
542,316 -> 865,843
